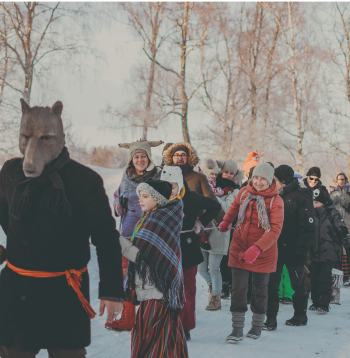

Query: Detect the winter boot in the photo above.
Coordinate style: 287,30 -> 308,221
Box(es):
208,284 -> 213,303
317,305 -> 330,314
308,303 -> 318,311
247,313 -> 265,339
285,296 -> 308,326
206,294 -> 221,311
263,301 -> 279,331
226,312 -> 245,343
221,282 -> 230,299
105,301 -> 135,331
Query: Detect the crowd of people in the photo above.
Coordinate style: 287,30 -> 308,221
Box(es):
0,99 -> 349,357
104,138 -> 350,356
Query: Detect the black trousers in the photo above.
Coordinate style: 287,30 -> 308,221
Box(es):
268,261 -> 307,302
311,261 -> 336,306
220,228 -> 235,286
230,267 -> 270,314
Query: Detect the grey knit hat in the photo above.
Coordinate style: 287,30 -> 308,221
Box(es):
136,178 -> 172,207
252,163 -> 275,186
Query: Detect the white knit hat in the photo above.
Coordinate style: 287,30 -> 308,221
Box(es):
119,139 -> 163,171
252,163 -> 275,186
200,158 -> 220,177
160,165 -> 184,195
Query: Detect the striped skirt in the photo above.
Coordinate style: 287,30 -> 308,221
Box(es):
131,299 -> 188,358
335,254 -> 350,277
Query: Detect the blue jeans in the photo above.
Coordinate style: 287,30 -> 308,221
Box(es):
198,251 -> 223,295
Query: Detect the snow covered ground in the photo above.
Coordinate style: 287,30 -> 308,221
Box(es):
0,164 -> 349,357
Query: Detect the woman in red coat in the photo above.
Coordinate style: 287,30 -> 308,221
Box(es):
219,163 -> 284,342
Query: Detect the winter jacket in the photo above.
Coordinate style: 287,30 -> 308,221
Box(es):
181,180 -> 221,269
0,158 -> 124,349
113,168 -> 161,237
119,236 -> 163,301
205,189 -> 239,255
163,142 -> 225,223
310,198 -> 350,262
277,178 -> 315,266
224,181 -> 284,273
303,178 -> 329,196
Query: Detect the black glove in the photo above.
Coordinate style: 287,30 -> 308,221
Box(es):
119,194 -> 128,215
346,249 -> 350,263
294,254 -> 306,267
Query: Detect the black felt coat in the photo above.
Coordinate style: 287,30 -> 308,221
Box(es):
278,178 -> 315,266
311,198 -> 350,262
0,158 -> 124,349
181,181 -> 221,269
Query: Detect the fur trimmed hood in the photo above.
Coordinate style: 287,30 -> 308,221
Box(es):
163,142 -> 199,168
231,168 -> 245,186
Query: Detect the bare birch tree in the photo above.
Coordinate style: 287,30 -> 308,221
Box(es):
0,2 -> 91,104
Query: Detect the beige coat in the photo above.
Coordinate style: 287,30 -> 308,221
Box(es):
119,236 -> 163,301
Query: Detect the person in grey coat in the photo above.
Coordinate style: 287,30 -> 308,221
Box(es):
310,189 -> 350,313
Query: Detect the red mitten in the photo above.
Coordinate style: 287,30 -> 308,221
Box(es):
243,245 -> 261,264
219,221 -> 230,233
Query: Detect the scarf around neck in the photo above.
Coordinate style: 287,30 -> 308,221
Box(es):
126,165 -> 159,184
237,191 -> 271,232
10,147 -> 72,219
125,199 -> 185,310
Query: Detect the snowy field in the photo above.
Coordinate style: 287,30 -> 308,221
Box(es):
0,165 -> 349,357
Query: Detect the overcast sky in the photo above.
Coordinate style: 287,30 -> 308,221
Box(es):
33,5 -> 201,159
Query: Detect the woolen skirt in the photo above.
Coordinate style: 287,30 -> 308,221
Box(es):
131,299 -> 188,358
335,254 -> 350,277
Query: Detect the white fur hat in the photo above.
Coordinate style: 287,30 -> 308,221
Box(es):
252,163 -> 275,186
200,158 -> 220,177
160,165 -> 184,195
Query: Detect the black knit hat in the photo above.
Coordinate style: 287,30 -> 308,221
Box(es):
137,178 -> 172,206
313,188 -> 327,205
171,145 -> 189,157
307,166 -> 321,178
274,165 -> 294,185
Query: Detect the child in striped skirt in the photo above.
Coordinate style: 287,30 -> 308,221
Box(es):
119,178 -> 188,358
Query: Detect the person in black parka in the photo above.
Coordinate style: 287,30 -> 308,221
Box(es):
161,165 -> 221,341
303,166 -> 329,196
264,165 -> 315,331
0,100 -> 124,357
310,189 -> 350,313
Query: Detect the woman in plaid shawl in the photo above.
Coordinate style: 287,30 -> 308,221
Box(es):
119,178 -> 188,358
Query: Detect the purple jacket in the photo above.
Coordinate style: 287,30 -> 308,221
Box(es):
114,169 -> 161,237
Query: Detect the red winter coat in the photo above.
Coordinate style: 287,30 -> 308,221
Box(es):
224,181 -> 284,273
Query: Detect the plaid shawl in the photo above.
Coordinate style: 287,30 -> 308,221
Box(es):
125,199 -> 185,310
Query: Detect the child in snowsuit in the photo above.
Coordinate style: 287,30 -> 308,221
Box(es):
310,189 -> 350,313
119,178 -> 188,358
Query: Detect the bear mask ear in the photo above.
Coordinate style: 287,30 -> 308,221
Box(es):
20,98 -> 31,115
51,101 -> 63,116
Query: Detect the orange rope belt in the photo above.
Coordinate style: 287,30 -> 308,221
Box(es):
6,260 -> 96,319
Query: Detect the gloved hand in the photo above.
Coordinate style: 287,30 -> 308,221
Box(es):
193,220 -> 205,235
340,197 -> 350,209
219,220 -> 231,233
223,187 -> 234,195
242,245 -> 261,264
